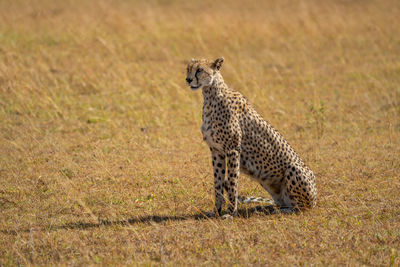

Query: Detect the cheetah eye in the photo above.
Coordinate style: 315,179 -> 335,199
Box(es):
197,68 -> 203,72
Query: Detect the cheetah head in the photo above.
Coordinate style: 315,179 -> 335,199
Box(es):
186,57 -> 224,91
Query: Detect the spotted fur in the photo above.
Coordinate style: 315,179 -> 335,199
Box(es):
186,58 -> 317,216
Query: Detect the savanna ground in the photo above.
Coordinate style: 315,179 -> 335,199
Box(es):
0,0 -> 399,265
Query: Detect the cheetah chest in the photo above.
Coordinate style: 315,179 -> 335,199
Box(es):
201,110 -> 224,152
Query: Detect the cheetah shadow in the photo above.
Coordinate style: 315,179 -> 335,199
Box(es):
0,205 -> 281,235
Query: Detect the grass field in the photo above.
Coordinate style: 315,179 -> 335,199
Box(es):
1,0 -> 399,265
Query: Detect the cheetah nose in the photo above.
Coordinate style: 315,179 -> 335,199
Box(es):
186,77 -> 192,84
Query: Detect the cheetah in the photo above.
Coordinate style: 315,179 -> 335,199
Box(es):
186,57 -> 317,217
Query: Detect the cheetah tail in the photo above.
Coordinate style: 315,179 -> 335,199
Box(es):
222,180 -> 273,204
237,195 -> 274,204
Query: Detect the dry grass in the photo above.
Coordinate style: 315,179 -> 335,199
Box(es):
0,0 -> 399,265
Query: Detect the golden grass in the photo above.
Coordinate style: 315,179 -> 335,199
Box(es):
0,0 -> 399,265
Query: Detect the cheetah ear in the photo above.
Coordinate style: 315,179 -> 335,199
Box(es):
212,57 -> 224,71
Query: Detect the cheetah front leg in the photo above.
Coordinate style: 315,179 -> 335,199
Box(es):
211,149 -> 226,216
225,149 -> 240,217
